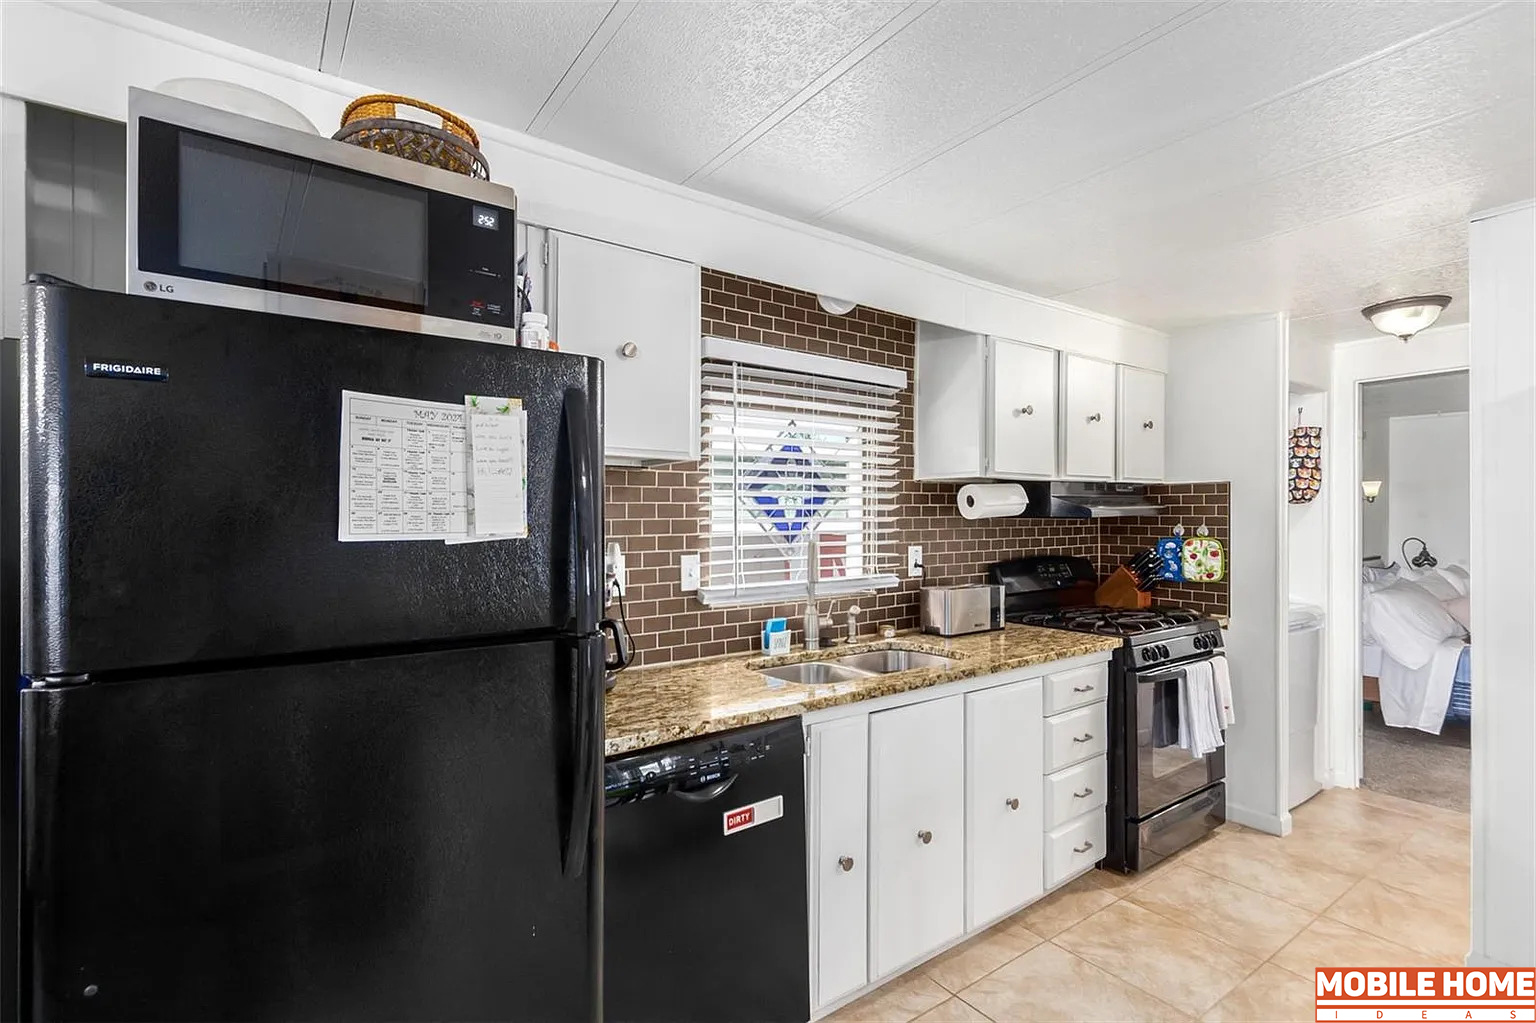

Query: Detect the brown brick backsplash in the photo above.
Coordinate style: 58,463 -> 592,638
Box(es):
605,270 -> 1229,666
1100,482 -> 1232,618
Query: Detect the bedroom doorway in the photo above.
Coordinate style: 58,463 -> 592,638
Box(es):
1357,370 -> 1470,812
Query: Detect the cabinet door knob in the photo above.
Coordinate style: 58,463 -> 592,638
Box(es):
1087,412 -> 1103,423
1072,684 -> 1094,693
838,855 -> 855,872
1014,405 -> 1034,416
618,341 -> 639,358
1005,797 -> 1020,810
1073,787 -> 1095,799
1143,419 -> 1155,430
1072,840 -> 1095,854
917,830 -> 933,845
1073,733 -> 1094,743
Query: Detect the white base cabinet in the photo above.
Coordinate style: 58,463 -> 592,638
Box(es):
807,717 -> 870,1010
805,655 -> 1113,1019
868,696 -> 966,980
964,680 -> 1044,930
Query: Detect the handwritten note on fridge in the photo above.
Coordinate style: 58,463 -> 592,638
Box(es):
464,395 -> 529,540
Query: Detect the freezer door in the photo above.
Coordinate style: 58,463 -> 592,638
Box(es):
20,282 -> 604,677
20,638 -> 603,1022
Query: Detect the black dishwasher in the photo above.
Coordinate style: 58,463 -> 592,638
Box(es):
605,718 -> 809,1023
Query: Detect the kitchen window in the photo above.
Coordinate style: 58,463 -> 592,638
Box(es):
698,338 -> 906,607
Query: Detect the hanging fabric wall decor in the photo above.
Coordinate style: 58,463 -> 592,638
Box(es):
1288,413 -> 1322,504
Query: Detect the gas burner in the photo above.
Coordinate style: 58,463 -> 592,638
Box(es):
1011,605 -> 1205,637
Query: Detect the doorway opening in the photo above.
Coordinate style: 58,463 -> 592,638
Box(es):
1356,370 -> 1470,812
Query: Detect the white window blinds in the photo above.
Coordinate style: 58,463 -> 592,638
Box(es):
699,347 -> 903,606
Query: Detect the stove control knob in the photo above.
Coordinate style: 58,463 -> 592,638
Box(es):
1159,644 -> 1171,659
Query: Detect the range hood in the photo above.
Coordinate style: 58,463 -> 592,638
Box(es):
1020,481 -> 1160,519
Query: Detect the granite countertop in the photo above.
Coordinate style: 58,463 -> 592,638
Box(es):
604,625 -> 1121,757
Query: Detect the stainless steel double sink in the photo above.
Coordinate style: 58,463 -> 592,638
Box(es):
756,648 -> 957,686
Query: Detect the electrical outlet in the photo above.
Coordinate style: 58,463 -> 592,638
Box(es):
680,553 -> 701,592
907,545 -> 924,578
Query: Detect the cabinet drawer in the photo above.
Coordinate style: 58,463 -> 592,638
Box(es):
1043,664 -> 1108,715
1045,810 -> 1107,889
1043,756 -> 1107,830
1043,703 -> 1107,772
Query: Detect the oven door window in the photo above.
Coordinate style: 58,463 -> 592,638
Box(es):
1136,667 -> 1224,817
139,120 -> 428,312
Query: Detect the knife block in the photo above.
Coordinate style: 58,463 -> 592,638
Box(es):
1095,567 -> 1153,609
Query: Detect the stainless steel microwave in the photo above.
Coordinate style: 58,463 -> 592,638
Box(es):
128,88 -> 519,344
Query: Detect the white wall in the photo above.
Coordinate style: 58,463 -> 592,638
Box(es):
0,0 -> 1168,369
1387,413 -> 1469,570
1289,334 -> 1332,393
1467,200 -> 1536,969
1168,313 -> 1290,833
1322,324 -> 1469,788
1359,372 -> 1469,563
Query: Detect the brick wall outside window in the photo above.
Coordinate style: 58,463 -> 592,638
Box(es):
605,270 -> 1229,667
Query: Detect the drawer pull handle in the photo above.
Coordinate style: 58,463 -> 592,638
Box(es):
1005,797 -> 1020,810
838,855 -> 855,872
1143,419 -> 1155,430
1087,412 -> 1102,423
1071,684 -> 1095,693
1072,840 -> 1095,854
1072,733 -> 1094,743
1014,405 -> 1034,416
1073,787 -> 1095,799
917,830 -> 933,845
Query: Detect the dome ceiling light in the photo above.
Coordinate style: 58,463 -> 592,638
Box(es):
817,295 -> 857,316
1361,295 -> 1451,342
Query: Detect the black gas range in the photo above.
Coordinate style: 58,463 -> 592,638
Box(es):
989,556 -> 1227,872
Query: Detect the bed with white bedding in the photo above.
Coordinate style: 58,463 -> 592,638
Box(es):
1361,563 -> 1471,733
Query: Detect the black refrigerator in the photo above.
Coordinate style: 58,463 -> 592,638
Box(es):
8,280 -> 611,1021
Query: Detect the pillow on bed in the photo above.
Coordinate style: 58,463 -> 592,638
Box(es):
1362,564 -> 1399,593
1400,566 -> 1463,601
1438,565 -> 1471,596
1366,580 -> 1465,669
1442,595 -> 1472,631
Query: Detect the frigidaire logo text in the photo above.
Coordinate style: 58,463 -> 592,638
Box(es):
83,362 -> 169,382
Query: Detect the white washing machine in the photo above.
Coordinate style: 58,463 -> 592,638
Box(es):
1287,604 -> 1325,809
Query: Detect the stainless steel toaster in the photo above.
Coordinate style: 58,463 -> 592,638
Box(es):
920,584 -> 1005,637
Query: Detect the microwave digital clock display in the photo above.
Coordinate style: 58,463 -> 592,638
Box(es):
472,206 -> 500,231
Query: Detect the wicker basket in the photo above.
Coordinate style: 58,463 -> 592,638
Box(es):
333,94 -> 490,179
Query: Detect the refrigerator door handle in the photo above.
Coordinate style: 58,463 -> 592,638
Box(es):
563,388 -> 602,636
563,635 -> 603,878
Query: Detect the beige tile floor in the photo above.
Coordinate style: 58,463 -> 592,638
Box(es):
827,787 -> 1469,1022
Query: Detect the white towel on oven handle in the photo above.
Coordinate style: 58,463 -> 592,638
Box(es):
1211,655 -> 1235,728
1178,660 -> 1225,757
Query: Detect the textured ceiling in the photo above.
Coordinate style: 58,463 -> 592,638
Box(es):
110,0 -> 1536,343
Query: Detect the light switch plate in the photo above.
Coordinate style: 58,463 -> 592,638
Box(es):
680,553 -> 701,592
907,545 -> 924,577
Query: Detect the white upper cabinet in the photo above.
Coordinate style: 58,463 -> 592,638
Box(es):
1059,354 -> 1118,479
1117,366 -> 1166,481
868,695 -> 966,980
916,326 -> 1057,480
989,340 -> 1060,478
549,232 -> 700,464
964,679 -> 1044,930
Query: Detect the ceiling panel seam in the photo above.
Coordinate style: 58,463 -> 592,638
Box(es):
681,0 -> 937,186
808,0 -> 1222,222
526,0 -> 639,136
1044,101 -> 1528,298
914,0 -> 1516,244
317,0 -> 354,74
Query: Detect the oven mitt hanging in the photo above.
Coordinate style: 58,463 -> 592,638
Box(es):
1288,425 -> 1322,504
1182,537 -> 1225,582
1156,537 -> 1185,581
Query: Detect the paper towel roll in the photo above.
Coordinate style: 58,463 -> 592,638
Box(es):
956,483 -> 1029,520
